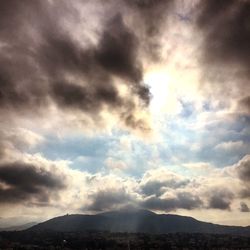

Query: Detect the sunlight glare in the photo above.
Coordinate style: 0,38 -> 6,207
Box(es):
144,69 -> 181,116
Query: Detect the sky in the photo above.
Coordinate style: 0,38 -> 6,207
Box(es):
0,0 -> 250,227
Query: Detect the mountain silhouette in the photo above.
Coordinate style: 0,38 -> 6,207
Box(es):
0,222 -> 37,231
28,209 -> 250,235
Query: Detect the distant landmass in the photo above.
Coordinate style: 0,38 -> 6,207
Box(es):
28,209 -> 250,235
0,222 -> 37,231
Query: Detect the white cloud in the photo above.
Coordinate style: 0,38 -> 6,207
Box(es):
105,157 -> 128,170
215,141 -> 246,152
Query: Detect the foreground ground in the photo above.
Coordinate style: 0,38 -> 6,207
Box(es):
0,231 -> 250,249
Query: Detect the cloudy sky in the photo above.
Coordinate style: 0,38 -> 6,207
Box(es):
0,0 -> 250,227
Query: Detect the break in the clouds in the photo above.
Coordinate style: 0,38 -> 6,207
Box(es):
0,0 -> 250,227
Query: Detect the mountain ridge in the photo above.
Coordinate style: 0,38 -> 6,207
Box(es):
27,209 -> 250,235
0,222 -> 37,231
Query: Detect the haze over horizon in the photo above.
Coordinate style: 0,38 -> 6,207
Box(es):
0,0 -> 250,228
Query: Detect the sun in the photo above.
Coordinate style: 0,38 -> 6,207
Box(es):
144,68 -> 181,116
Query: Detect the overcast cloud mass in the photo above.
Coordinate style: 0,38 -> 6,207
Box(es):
0,0 -> 250,227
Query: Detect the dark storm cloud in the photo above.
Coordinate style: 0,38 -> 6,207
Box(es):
208,196 -> 231,210
87,189 -> 132,211
124,0 -> 173,34
197,0 -> 250,67
51,81 -> 120,112
196,0 -> 250,100
140,179 -> 190,197
96,15 -> 142,85
0,0 -> 154,132
240,189 -> 250,198
0,162 -> 66,204
236,156 -> 250,183
239,96 -> 250,113
87,188 -> 203,212
141,192 -> 203,211
124,0 -> 174,61
235,155 -> 250,198
0,0 -> 57,112
141,181 -> 166,197
44,14 -> 150,116
208,189 -> 234,210
240,202 -> 250,212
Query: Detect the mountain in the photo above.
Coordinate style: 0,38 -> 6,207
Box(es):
28,209 -> 250,235
0,222 -> 37,231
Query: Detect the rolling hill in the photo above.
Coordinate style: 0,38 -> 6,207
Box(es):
0,222 -> 37,231
28,209 -> 250,235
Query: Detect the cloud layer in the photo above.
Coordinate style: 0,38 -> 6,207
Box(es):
0,0 -> 250,227
0,161 -> 65,204
196,0 -> 250,110
0,0 -> 165,134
